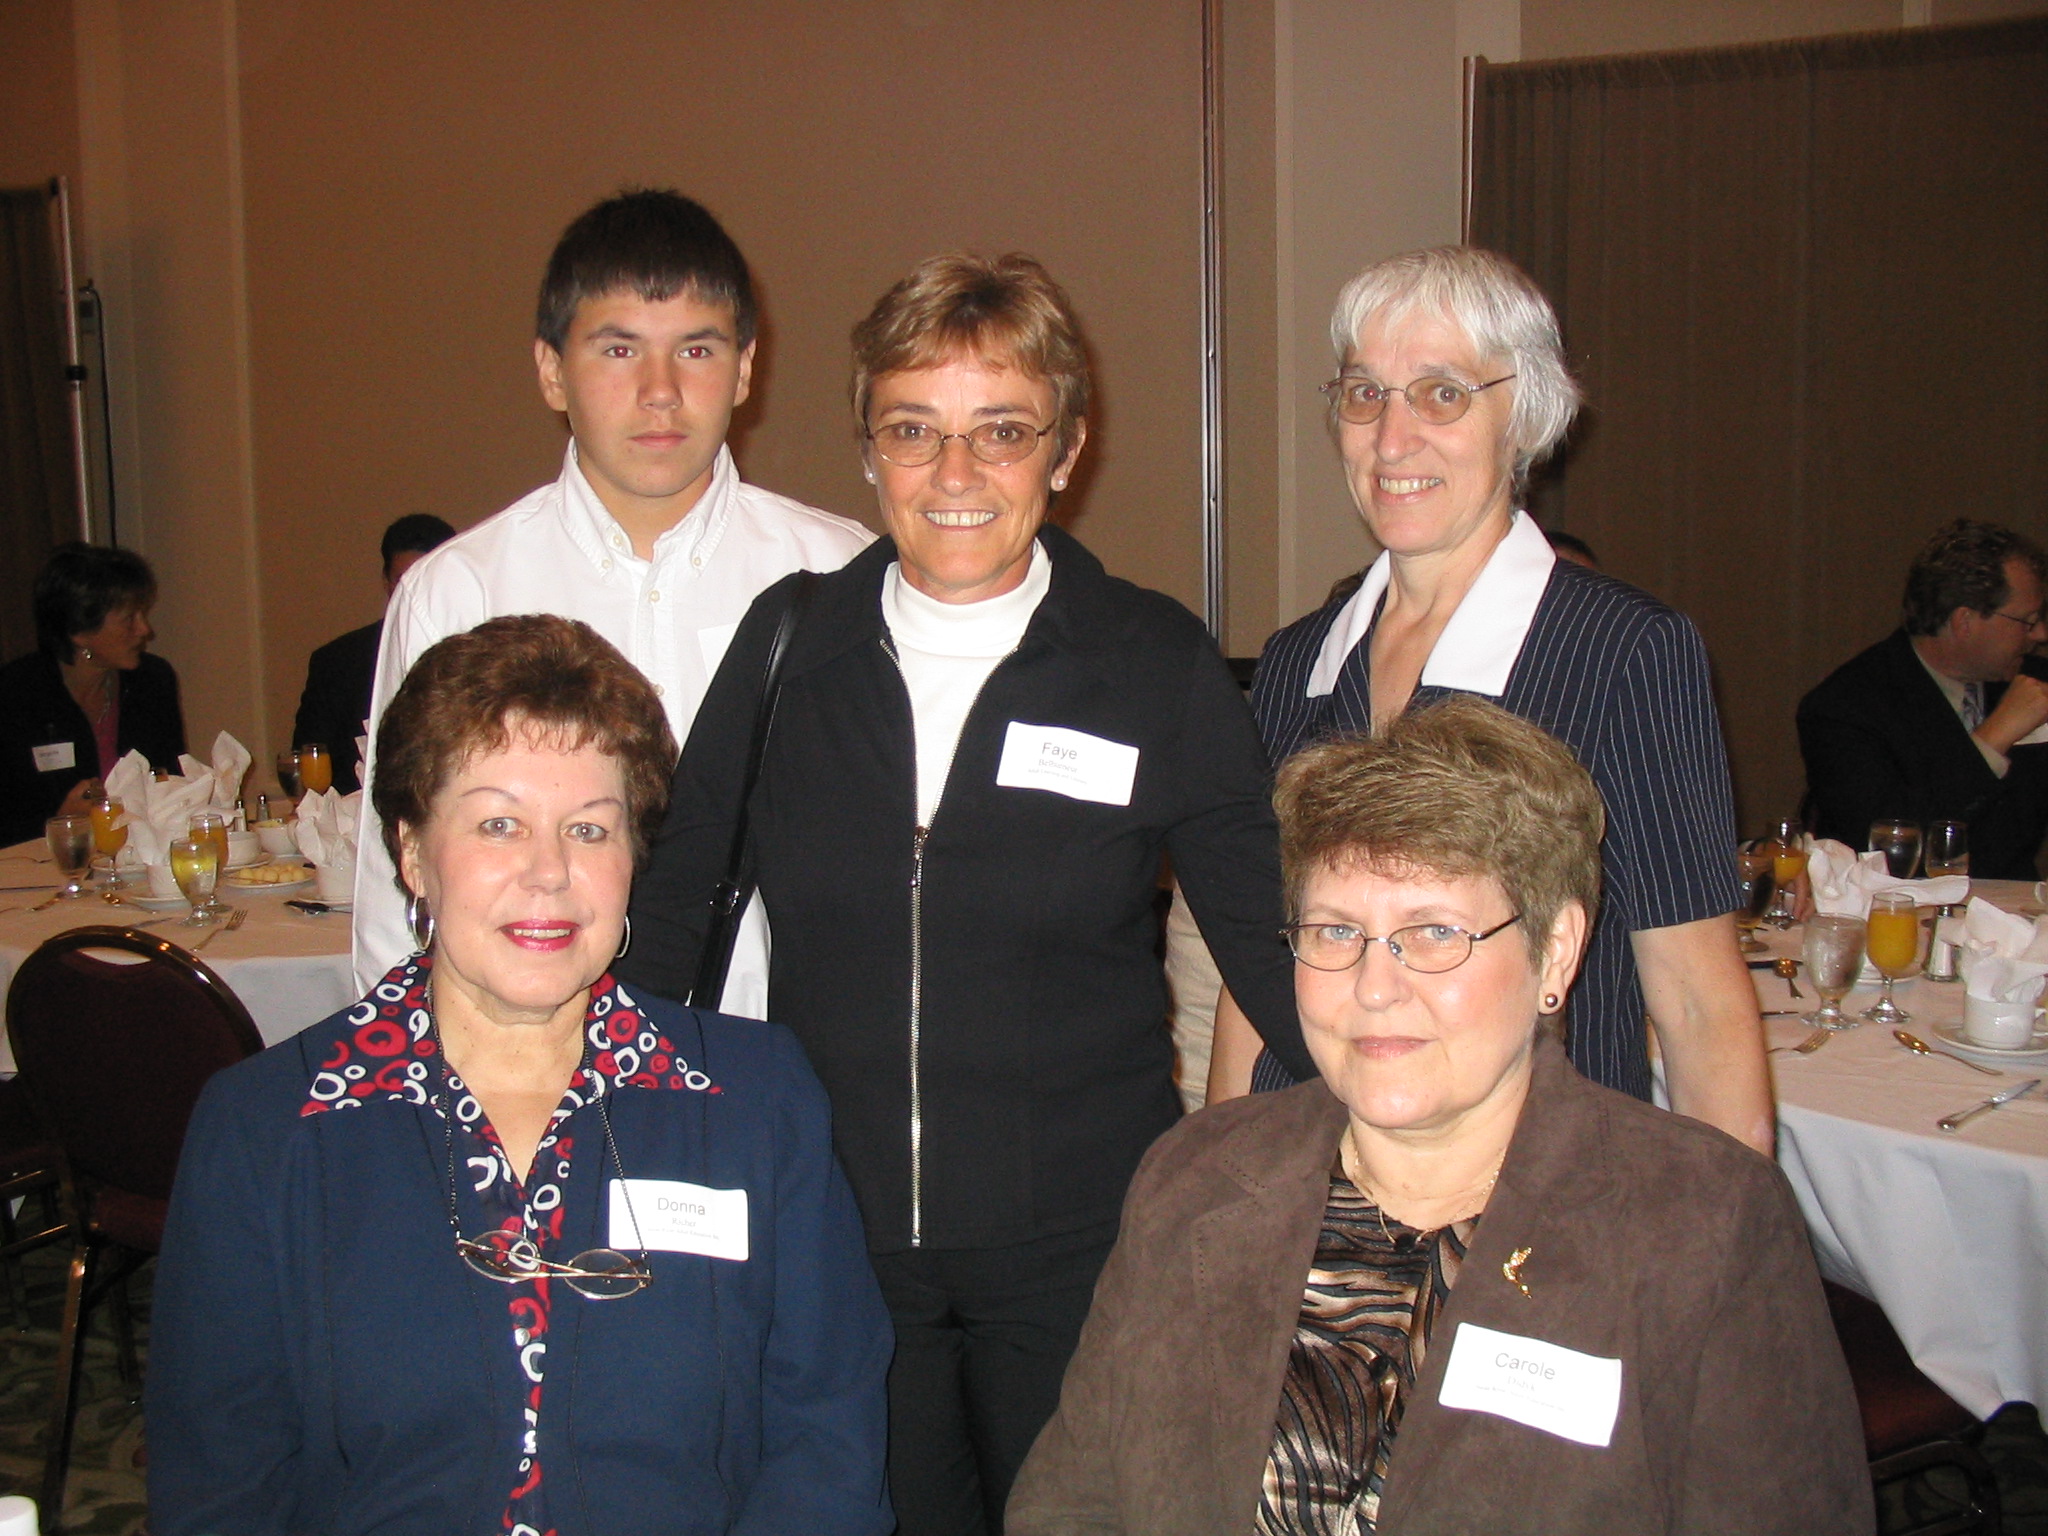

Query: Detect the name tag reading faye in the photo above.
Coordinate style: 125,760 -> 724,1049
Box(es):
995,723 -> 1139,807
1437,1322 -> 1622,1447
608,1179 -> 748,1262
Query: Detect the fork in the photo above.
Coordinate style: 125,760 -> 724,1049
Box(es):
1769,1029 -> 1832,1056
193,907 -> 246,952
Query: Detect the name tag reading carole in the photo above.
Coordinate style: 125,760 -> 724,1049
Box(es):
33,742 -> 76,773
1437,1322 -> 1622,1448
995,723 -> 1139,807
608,1179 -> 748,1262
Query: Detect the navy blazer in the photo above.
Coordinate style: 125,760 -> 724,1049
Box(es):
1798,628 -> 2048,879
146,984 -> 893,1535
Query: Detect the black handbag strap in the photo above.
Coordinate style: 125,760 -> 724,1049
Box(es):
689,571 -> 818,1008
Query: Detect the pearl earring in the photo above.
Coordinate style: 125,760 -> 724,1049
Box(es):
1542,993 -> 1561,1013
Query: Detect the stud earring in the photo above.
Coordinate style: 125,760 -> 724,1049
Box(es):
405,893 -> 436,955
1542,993 -> 1561,1013
78,646 -> 96,664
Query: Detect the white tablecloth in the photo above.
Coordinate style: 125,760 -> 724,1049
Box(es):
0,841 -> 354,1073
1751,880 -> 2048,1417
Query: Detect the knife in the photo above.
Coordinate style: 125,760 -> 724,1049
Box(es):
1937,1078 -> 2040,1133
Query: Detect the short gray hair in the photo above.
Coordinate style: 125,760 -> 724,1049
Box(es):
1328,246 -> 1581,491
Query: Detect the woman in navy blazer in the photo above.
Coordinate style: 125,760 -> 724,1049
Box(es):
147,615 -> 892,1535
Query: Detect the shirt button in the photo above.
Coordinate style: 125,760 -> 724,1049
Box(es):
611,534 -> 625,550
600,559 -> 612,572
649,590 -> 661,603
654,684 -> 665,697
691,555 -> 703,568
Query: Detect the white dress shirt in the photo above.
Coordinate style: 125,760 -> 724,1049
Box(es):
351,442 -> 873,996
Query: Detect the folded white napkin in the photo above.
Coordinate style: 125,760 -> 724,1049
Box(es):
1957,897 -> 2048,1003
173,731 -> 252,814
100,731 -> 253,866
1804,837 -> 1970,918
294,788 -> 362,871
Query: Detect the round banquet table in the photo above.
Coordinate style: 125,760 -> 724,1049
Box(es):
1745,879 -> 2047,1419
0,839 -> 355,1075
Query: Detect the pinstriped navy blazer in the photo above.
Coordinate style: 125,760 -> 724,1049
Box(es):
1250,557 -> 1740,1101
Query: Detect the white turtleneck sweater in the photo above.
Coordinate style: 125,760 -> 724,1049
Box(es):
882,542 -> 1053,827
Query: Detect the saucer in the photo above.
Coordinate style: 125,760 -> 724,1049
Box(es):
1934,1018 -> 2048,1059
126,893 -> 195,911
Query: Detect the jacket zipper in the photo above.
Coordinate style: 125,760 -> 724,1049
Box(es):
883,631 -> 1015,1248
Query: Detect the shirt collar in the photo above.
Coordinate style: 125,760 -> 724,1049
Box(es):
558,440 -> 738,572
1307,510 -> 1557,698
299,956 -> 716,1118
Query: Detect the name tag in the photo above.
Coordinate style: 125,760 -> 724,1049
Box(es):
609,1178 -> 748,1261
1437,1322 -> 1622,1448
995,722 -> 1138,807
33,742 -> 77,773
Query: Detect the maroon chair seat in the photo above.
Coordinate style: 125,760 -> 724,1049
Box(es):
5,925 -> 262,1534
1825,1281 -> 2002,1535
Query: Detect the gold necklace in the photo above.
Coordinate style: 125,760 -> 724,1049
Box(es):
1341,1130 -> 1503,1239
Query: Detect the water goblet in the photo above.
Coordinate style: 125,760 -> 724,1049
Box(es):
1735,847 -> 1776,955
1924,818 -> 1968,881
189,812 -> 232,916
1868,818 -> 1923,880
169,837 -> 220,928
1801,915 -> 1866,1030
45,815 -> 92,899
276,749 -> 302,800
1861,891 -> 1921,1025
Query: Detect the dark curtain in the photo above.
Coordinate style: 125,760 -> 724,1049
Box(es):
0,186 -> 77,665
1471,18 -> 2048,831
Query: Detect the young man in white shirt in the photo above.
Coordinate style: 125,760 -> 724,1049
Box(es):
352,190 -> 872,992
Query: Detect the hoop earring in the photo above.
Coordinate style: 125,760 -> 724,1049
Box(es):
405,893 -> 435,955
615,914 -> 632,959
1542,993 -> 1561,1013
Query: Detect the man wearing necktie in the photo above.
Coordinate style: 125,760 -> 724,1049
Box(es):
1798,518 -> 2048,878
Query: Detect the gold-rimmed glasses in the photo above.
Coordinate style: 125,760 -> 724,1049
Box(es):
863,418 -> 1055,468
454,1231 -> 651,1300
1319,373 -> 1516,426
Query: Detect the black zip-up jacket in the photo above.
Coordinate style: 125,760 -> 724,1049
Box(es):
622,527 -> 1311,1254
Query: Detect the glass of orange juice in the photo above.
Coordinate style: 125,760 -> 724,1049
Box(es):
1763,817 -> 1807,927
298,742 -> 333,797
89,797 -> 127,886
1862,891 -> 1920,1025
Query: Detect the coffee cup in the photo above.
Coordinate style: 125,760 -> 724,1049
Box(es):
227,829 -> 261,867
315,859 -> 353,904
1962,994 -> 2042,1050
256,820 -> 298,856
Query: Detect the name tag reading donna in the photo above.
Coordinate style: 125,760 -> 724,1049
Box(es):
1437,1322 -> 1622,1448
609,1179 -> 748,1262
995,723 -> 1139,807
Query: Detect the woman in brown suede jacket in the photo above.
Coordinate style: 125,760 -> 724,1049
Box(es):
1010,697 -> 1870,1535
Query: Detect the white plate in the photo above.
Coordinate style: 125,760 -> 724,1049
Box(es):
1934,1019 -> 2048,1059
125,893 -> 195,911
225,865 -> 313,894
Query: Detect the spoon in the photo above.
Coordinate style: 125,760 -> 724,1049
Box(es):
1773,957 -> 1804,998
1893,1028 -> 2003,1077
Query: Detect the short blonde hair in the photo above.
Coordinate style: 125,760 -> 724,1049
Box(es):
1276,695 -> 1603,962
850,252 -> 1090,463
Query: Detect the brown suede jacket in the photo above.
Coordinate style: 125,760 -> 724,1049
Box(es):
1009,1036 -> 1872,1535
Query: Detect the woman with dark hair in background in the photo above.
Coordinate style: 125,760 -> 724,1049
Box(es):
0,542 -> 184,844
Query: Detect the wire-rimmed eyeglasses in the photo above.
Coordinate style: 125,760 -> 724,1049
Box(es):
1319,373 -> 1516,427
1987,605 -> 2046,631
865,419 -> 1055,467
1283,914 -> 1523,974
456,1230 -> 651,1300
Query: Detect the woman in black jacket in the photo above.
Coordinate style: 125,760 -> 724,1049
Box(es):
0,543 -> 184,844
622,253 -> 1311,1536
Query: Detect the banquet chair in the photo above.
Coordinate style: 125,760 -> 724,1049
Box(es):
4,925 -> 262,1532
0,1078 -> 67,1325
1825,1281 -> 2003,1536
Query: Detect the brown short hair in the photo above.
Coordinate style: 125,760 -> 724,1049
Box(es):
1275,695 -> 1604,963
373,615 -> 677,872
1901,518 -> 2047,636
849,252 -> 1091,463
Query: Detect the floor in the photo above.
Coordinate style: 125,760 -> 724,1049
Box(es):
0,1247 -> 2039,1535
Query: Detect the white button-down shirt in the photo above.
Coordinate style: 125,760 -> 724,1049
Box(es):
351,443 -> 873,992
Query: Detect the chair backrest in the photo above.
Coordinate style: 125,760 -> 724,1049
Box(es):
5,926 -> 263,1202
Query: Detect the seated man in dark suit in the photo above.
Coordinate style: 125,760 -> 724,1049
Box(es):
290,514 -> 453,793
1798,518 -> 2048,878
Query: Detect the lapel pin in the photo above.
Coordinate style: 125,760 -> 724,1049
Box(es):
1503,1246 -> 1534,1299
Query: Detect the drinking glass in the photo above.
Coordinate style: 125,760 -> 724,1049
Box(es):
89,797 -> 127,886
1862,891 -> 1921,1025
1924,819 -> 1968,880
1868,818 -> 1922,880
1802,915 -> 1866,1030
298,742 -> 333,796
1763,817 -> 1806,927
276,749 -> 303,800
45,815 -> 92,899
1735,847 -> 1776,955
189,812 -> 231,915
169,837 -> 219,927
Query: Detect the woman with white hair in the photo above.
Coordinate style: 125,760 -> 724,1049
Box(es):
1212,246 -> 1770,1156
